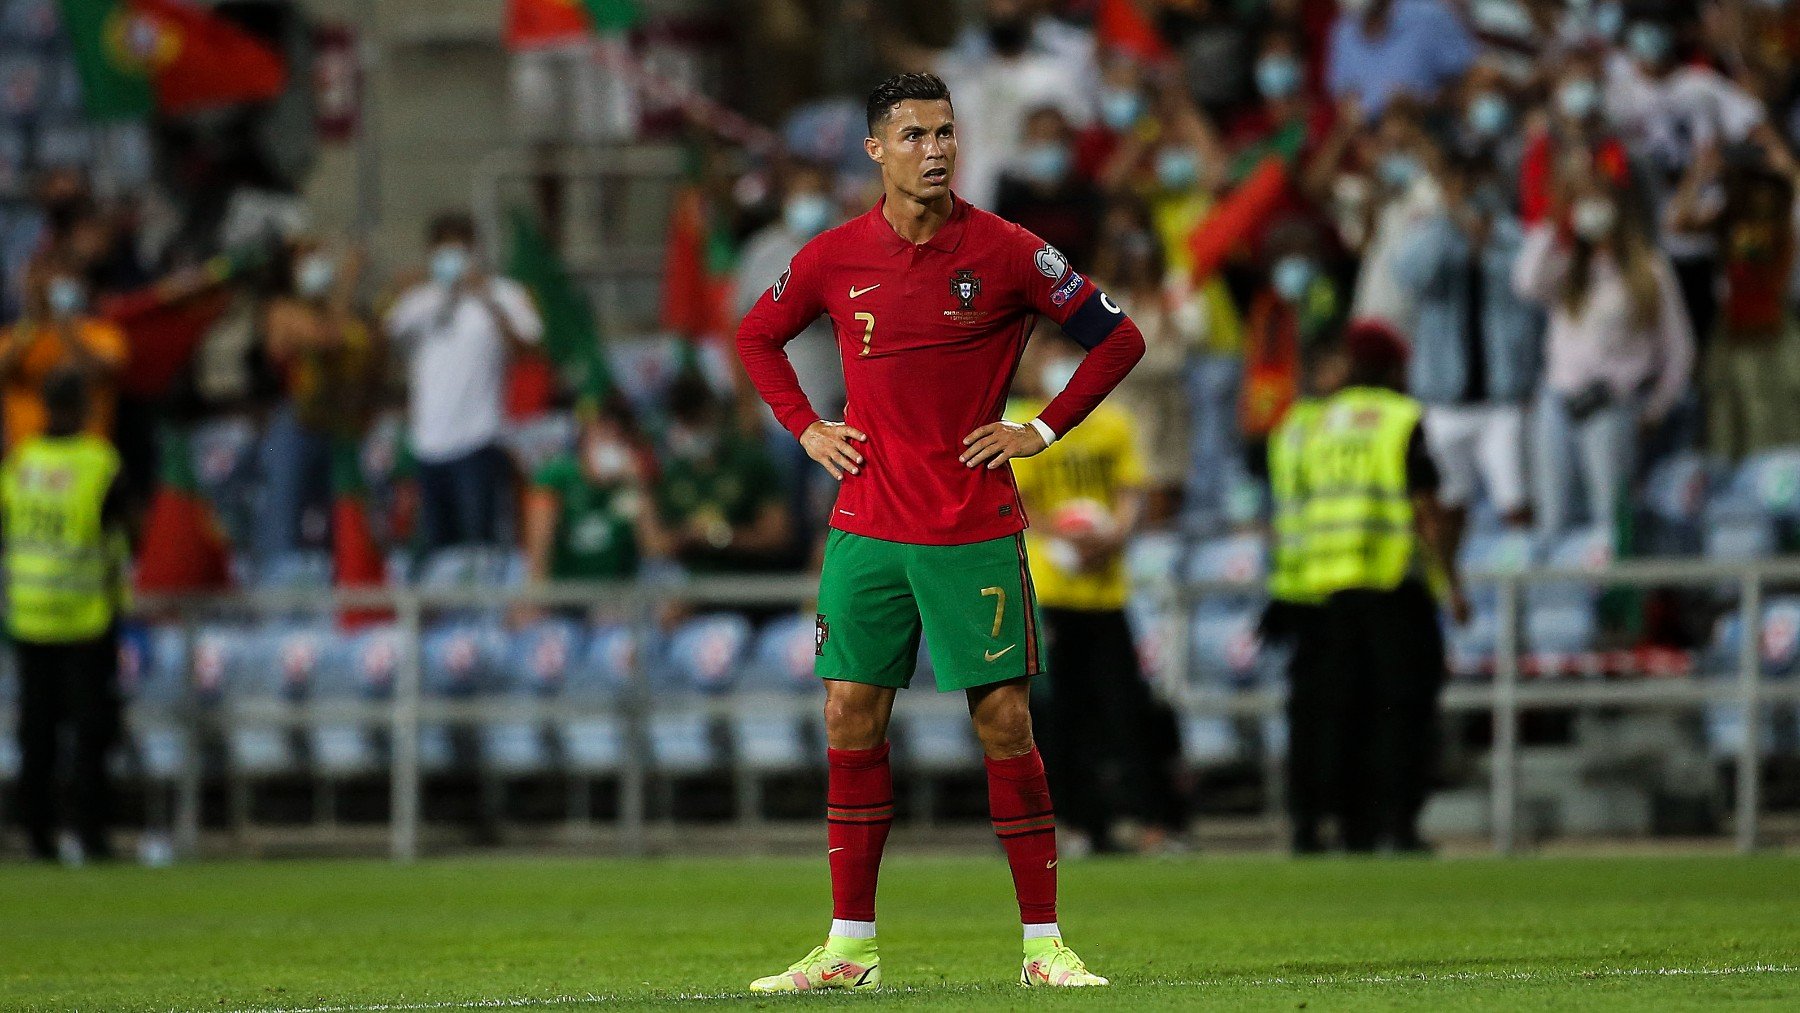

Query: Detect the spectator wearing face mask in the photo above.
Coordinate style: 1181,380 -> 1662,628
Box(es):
934,0 -> 1097,208
1088,200 -> 1190,522
1241,220 -> 1344,474
1348,101 -> 1445,338
516,397 -> 662,624
1604,12 -> 1788,345
995,106 -> 1103,268
0,255 -> 125,453
647,370 -> 794,580
1513,173 -> 1695,539
256,238 -> 380,563
1325,0 -> 1477,120
1519,51 -> 1631,226
1392,152 -> 1543,537
1453,67 -> 1524,197
384,212 -> 544,556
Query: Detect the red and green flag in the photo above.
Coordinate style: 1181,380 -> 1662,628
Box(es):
1096,0 -> 1172,62
57,0 -> 287,121
506,209 -> 615,409
330,439 -> 390,630
135,426 -> 232,594
505,0 -> 643,50
660,185 -> 735,341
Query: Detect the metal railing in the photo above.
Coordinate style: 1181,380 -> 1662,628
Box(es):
23,558 -> 1800,862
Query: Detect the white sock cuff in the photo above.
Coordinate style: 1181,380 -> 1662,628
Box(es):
1023,922 -> 1062,941
830,919 -> 877,939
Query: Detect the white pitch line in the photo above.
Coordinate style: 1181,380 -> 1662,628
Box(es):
215,964 -> 1800,1013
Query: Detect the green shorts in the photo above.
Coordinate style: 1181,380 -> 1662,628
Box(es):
814,529 -> 1045,693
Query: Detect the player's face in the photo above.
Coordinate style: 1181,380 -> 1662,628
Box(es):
868,100 -> 957,202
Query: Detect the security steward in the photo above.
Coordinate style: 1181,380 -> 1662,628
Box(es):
3,368 -> 129,862
1297,323 -> 1468,853
1263,341 -> 1348,854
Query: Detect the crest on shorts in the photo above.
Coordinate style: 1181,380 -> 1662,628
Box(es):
950,269 -> 982,310
815,614 -> 830,656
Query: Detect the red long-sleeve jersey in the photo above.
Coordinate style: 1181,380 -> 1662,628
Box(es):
736,195 -> 1145,545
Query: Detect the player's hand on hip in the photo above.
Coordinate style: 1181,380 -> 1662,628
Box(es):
960,421 -> 1047,470
801,420 -> 868,480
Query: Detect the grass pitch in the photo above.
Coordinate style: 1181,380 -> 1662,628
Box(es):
1,850 -> 1797,1011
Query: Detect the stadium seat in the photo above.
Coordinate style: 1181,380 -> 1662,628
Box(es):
1700,600 -> 1800,757
484,619 -> 582,776
1123,531 -> 1184,588
218,626 -> 300,778
647,615 -> 750,775
1180,715 -> 1238,767
557,626 -> 636,775
1459,528 -> 1539,616
731,614 -> 817,774
420,622 -> 506,773
1183,533 -> 1267,612
1730,446 -> 1800,519
1528,526 -> 1612,614
131,626 -> 196,781
1189,608 -> 1264,689
1446,611 -> 1499,679
306,626 -> 398,778
1641,451 -> 1717,555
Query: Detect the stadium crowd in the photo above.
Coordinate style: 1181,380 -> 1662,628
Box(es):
6,0 -> 1800,859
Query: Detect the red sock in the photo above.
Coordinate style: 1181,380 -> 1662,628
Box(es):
827,742 -> 893,923
987,747 -> 1058,926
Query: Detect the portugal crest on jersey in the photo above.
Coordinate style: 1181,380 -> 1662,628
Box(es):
950,269 -> 982,310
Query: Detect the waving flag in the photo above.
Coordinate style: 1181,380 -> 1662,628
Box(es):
58,0 -> 287,121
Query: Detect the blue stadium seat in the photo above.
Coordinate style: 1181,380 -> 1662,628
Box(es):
1459,528 -> 1539,616
1184,533 -> 1267,612
1180,715 -> 1238,767
1700,600 -> 1800,757
1123,532 -> 1184,587
217,626 -> 299,777
557,626 -> 636,775
1189,609 -> 1264,689
1703,495 -> 1778,564
483,619 -> 582,776
306,626 -> 398,778
732,615 -> 817,774
900,703 -> 979,773
1642,451 -> 1717,555
132,626 -> 197,780
420,622 -> 505,773
1528,526 -> 1612,614
1731,446 -> 1800,519
648,615 -> 750,775
1446,611 -> 1498,679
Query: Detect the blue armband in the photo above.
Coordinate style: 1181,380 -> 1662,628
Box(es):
1062,288 -> 1126,350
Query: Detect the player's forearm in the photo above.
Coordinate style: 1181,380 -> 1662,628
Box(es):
1036,318 -> 1146,437
735,327 -> 822,439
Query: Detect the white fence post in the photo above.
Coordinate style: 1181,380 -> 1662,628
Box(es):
389,592 -> 423,863
1735,570 -> 1763,854
1491,576 -> 1521,855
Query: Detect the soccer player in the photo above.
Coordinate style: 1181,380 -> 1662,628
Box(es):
736,72 -> 1146,991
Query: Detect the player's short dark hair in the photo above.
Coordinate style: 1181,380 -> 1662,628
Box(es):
866,73 -> 953,137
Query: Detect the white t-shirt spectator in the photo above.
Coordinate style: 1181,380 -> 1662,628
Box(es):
937,47 -> 1094,210
385,277 -> 543,463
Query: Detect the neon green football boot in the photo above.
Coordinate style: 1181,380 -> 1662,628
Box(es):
748,938 -> 880,993
1020,937 -> 1109,987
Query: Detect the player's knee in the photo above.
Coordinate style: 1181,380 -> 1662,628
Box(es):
823,697 -> 886,750
974,706 -> 1034,759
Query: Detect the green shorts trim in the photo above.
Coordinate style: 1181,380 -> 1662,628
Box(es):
814,529 -> 1045,693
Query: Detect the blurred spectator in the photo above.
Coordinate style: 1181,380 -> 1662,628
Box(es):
1240,219 -> 1343,474
1349,100 -> 1442,337
995,105 -> 1103,267
1393,151 -> 1542,537
1159,0 -> 1254,117
1224,28 -> 1342,204
1669,143 -> 1800,458
384,212 -> 543,556
1605,10 -> 1783,343
519,399 -> 659,618
0,254 -> 125,453
1513,171 -> 1694,539
1090,199 -> 1189,522
1520,50 -> 1630,225
935,0 -> 1096,208
1451,65 -> 1525,196
1008,338 -> 1185,855
255,237 -> 378,562
648,370 -> 793,575
1325,0 -> 1476,120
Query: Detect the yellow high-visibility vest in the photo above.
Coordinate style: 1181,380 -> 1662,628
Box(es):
1267,397 -> 1325,605
1,433 -> 122,642
1298,387 -> 1423,596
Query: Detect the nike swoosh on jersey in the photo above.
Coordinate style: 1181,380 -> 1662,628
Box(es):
849,284 -> 881,298
828,847 -> 846,854
985,645 -> 1016,662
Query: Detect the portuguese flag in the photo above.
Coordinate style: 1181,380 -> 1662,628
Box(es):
330,439 -> 390,629
57,0 -> 287,121
507,210 -> 614,406
506,0 -> 644,50
134,427 -> 232,594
